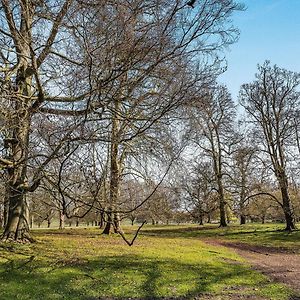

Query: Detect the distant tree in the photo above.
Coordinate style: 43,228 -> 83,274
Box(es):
188,85 -> 237,227
230,139 -> 258,224
28,190 -> 55,228
245,187 -> 283,224
182,162 -> 218,225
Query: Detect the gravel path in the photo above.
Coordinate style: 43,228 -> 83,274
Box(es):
205,239 -> 300,298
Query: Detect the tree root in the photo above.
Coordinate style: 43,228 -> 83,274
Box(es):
1,231 -> 36,243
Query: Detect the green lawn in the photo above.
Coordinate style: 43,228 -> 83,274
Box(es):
0,224 -> 298,300
142,223 -> 300,252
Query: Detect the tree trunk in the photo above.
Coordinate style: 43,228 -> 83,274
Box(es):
1,106 -> 34,241
217,173 -> 227,227
240,214 -> 246,225
99,211 -> 104,228
281,186 -> 295,231
207,213 -> 211,223
59,211 -> 65,229
1,189 -> 33,242
1,34 -> 37,242
275,172 -> 295,231
47,219 -> 51,228
3,191 -> 9,229
113,212 -> 122,233
199,214 -> 203,225
102,97 -> 123,234
102,211 -> 113,234
219,192 -> 227,227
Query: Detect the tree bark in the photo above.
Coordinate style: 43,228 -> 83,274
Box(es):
59,211 -> 65,229
113,212 -> 122,233
240,214 -> 246,225
219,199 -> 227,227
218,178 -> 227,227
280,185 -> 295,231
274,171 -> 295,230
102,210 -> 113,234
3,191 -> 9,229
1,189 -> 33,242
102,97 -> 123,235
199,214 -> 203,225
99,211 -> 105,228
1,34 -> 34,241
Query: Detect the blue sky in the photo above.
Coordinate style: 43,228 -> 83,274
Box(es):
219,0 -> 300,100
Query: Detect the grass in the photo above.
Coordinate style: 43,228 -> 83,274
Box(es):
142,223 -> 300,252
0,223 -> 298,300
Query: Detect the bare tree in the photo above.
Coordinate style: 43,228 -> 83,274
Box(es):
0,0 -> 242,241
84,0 -> 243,234
230,138 -> 258,224
240,62 -> 300,231
182,162 -> 218,225
0,0 -> 85,241
0,0 -> 110,241
187,85 -> 237,227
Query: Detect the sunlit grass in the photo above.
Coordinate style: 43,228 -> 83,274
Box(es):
0,224 -> 297,299
142,223 -> 300,251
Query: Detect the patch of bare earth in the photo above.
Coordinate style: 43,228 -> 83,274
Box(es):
206,239 -> 300,298
91,294 -> 267,300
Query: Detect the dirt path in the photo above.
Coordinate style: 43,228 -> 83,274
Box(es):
206,239 -> 300,297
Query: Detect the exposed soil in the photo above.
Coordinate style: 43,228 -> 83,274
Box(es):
93,294 -> 270,300
205,239 -> 300,298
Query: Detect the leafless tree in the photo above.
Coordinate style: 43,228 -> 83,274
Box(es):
83,0 -> 243,234
186,85 -> 237,227
181,161 -> 218,225
230,138 -> 258,224
0,0 -> 242,241
240,61 -> 300,231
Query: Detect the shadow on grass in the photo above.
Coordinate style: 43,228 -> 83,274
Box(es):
141,225 -> 217,238
141,225 -> 300,247
0,252 -> 257,300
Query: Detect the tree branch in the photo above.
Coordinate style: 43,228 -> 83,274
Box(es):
37,0 -> 73,67
116,221 -> 147,246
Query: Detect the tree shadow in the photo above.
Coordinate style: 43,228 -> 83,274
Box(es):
141,225 -> 217,239
0,253 -> 261,300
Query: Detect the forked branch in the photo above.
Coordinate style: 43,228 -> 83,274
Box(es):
115,221 -> 147,246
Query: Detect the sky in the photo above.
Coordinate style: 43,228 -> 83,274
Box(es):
219,0 -> 300,101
